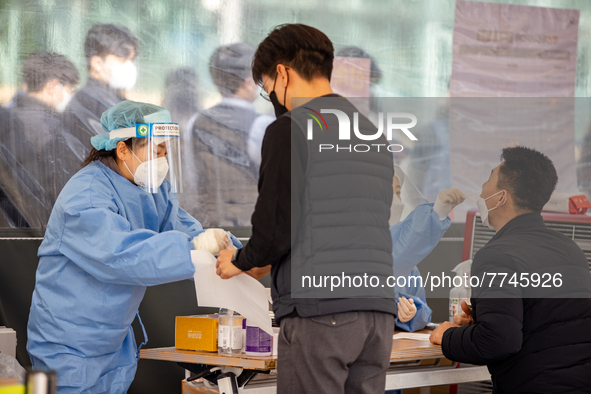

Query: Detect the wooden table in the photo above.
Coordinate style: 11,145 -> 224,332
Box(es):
140,347 -> 276,371
140,329 -> 491,393
141,331 -> 440,369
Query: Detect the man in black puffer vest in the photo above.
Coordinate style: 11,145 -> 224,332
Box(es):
430,146 -> 591,394
216,24 -> 397,393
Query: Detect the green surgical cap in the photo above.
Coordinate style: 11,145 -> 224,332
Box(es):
90,100 -> 172,151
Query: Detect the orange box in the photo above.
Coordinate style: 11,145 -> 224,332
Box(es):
0,378 -> 18,387
176,315 -> 219,352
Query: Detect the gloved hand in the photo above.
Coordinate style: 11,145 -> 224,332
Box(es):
433,188 -> 467,220
193,229 -> 232,255
397,297 -> 417,323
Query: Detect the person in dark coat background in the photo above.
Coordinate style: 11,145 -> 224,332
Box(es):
9,51 -> 81,226
430,146 -> 591,394
0,106 -> 36,227
67,23 -> 138,152
184,43 -> 273,226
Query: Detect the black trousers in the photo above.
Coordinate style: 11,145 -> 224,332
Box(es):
277,311 -> 395,394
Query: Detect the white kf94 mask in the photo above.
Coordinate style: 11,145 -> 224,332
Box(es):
476,190 -> 506,230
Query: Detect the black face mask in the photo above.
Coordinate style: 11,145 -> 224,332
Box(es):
270,91 -> 288,118
269,68 -> 289,118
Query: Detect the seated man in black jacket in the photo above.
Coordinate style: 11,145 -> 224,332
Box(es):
430,146 -> 591,393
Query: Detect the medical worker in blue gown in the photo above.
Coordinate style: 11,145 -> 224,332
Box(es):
389,166 -> 465,332
27,101 -> 240,394
385,167 -> 465,394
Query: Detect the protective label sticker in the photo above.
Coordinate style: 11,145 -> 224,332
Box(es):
135,123 -> 180,138
152,123 -> 180,137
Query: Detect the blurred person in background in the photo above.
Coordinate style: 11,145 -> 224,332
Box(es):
335,46 -> 407,165
187,42 -> 273,226
162,67 -> 202,215
0,106 -> 39,227
14,51 -> 79,154
162,67 -> 201,133
68,23 -> 139,151
5,89 -> 27,109
335,46 -> 383,116
9,51 -> 81,226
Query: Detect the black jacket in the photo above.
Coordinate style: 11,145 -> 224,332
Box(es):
0,106 -> 39,227
9,95 -> 84,226
442,213 -> 591,393
67,77 -> 125,153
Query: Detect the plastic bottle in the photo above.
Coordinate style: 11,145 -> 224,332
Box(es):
241,318 -> 247,353
218,308 -> 243,354
26,369 -> 57,394
245,323 -> 273,357
449,259 -> 472,322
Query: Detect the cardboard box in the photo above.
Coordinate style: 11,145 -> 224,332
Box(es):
0,378 -> 18,387
176,315 -> 218,352
181,379 -> 218,394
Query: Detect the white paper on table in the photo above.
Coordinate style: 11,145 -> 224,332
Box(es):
392,333 -> 431,341
191,250 -> 273,336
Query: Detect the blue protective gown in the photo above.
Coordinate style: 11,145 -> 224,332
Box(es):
26,160 -> 233,393
390,203 -> 449,332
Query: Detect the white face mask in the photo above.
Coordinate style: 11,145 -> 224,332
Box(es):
476,190 -> 506,230
108,61 -> 137,91
55,86 -> 72,113
124,150 -> 169,190
389,198 -> 405,226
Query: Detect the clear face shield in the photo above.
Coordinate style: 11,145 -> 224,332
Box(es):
131,123 -> 182,193
111,123 -> 182,193
390,164 -> 429,225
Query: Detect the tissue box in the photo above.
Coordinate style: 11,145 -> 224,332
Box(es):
0,327 -> 17,358
176,315 -> 219,352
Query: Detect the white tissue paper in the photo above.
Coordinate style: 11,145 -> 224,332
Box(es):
393,333 -> 431,340
191,250 -> 273,336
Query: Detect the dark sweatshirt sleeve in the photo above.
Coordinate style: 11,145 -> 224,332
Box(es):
442,248 -> 524,365
233,115 -> 306,271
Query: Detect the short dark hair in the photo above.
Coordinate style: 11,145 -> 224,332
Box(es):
210,43 -> 255,96
336,46 -> 382,84
252,24 -> 334,85
84,24 -> 138,68
497,146 -> 558,213
23,51 -> 79,92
